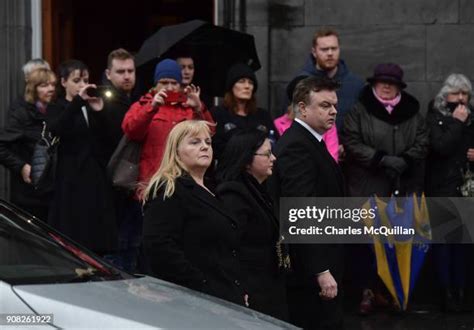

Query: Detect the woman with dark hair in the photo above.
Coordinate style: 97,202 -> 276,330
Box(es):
210,63 -> 278,161
46,59 -> 117,255
215,129 -> 289,320
0,68 -> 56,220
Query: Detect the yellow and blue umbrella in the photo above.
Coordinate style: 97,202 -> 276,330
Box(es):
364,194 -> 431,310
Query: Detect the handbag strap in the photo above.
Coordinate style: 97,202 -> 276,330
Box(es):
41,121 -> 60,145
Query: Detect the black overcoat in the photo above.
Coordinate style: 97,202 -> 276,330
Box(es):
272,120 -> 345,329
0,99 -> 51,213
46,96 -> 117,253
143,175 -> 246,306
216,174 -> 288,320
425,103 -> 474,197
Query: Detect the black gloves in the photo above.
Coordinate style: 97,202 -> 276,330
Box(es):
380,155 -> 408,180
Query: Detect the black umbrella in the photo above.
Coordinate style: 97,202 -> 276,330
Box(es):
135,19 -> 261,97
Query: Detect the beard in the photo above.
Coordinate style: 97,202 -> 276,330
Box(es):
316,58 -> 338,71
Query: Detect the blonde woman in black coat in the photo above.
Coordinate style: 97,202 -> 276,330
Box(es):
142,120 -> 247,306
216,129 -> 289,320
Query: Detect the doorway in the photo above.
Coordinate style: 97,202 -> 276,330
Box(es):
42,0 -> 214,83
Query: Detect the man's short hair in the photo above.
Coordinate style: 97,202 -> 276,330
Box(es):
312,28 -> 339,47
293,76 -> 340,107
107,48 -> 134,69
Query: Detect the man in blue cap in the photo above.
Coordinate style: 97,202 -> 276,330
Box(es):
122,59 -> 214,192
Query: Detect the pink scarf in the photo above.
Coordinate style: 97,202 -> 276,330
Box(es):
372,88 -> 401,114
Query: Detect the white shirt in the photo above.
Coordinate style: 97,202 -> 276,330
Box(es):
294,117 -> 330,277
294,118 -> 323,142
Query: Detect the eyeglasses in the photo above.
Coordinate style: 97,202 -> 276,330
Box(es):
254,150 -> 273,158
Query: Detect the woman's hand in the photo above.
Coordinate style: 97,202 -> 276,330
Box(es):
452,104 -> 469,122
78,84 -> 104,112
152,88 -> 168,108
183,84 -> 202,112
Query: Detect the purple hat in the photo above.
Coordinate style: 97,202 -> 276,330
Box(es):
367,63 -> 407,89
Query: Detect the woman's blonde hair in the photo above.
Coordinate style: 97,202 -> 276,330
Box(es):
142,120 -> 212,202
24,68 -> 56,103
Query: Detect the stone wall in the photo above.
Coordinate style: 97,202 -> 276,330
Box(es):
0,0 -> 32,199
219,0 -> 474,117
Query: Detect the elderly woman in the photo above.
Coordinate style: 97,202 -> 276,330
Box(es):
342,63 -> 429,314
425,73 -> 474,312
211,63 -> 278,161
0,68 -> 56,220
216,129 -> 289,320
142,120 -> 247,306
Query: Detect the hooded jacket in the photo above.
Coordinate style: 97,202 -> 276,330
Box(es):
299,55 -> 364,131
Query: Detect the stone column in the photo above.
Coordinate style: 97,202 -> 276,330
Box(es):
0,0 -> 32,199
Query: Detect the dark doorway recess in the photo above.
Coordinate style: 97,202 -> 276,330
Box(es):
43,0 -> 213,83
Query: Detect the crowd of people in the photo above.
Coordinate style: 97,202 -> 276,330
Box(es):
0,26 -> 473,329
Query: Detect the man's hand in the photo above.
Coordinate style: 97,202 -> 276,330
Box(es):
21,164 -> 31,184
316,271 -> 338,300
183,84 -> 202,112
152,88 -> 168,108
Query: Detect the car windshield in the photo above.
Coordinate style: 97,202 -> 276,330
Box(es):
0,202 -> 131,285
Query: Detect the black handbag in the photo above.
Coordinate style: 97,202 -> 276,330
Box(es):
460,163 -> 474,197
107,135 -> 141,191
30,121 -> 59,191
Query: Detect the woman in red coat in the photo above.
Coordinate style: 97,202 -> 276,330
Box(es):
122,59 -> 214,195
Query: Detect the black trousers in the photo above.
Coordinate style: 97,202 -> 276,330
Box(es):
287,285 -> 344,330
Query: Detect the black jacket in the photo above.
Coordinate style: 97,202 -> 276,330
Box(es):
273,121 -> 345,285
100,82 -> 141,161
342,85 -> 429,197
0,99 -> 51,207
425,102 -> 474,196
143,176 -> 246,305
46,96 -> 117,253
216,174 -> 288,320
210,106 -> 278,160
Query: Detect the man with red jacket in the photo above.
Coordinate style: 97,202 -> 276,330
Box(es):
122,59 -> 214,192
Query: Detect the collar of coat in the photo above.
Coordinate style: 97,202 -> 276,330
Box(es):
359,85 -> 420,125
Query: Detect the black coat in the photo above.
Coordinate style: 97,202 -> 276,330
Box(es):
0,99 -> 51,209
46,96 -> 117,253
425,103 -> 474,197
210,105 -> 278,160
216,174 -> 288,320
99,83 -> 140,161
342,85 -> 429,197
143,176 -> 246,305
273,121 -> 345,284
273,121 -> 345,329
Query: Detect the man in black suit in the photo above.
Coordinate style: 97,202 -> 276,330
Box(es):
273,76 -> 344,329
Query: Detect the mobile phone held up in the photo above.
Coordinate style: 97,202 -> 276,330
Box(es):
164,91 -> 187,105
85,85 -> 113,98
